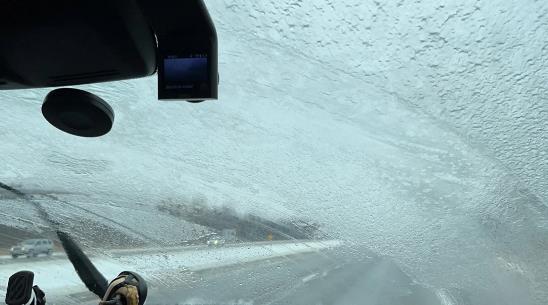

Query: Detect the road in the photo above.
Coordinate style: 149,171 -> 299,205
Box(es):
145,249 -> 444,305
0,240 -> 324,264
0,253 -> 65,263
140,249 -> 444,305
2,245 -> 454,305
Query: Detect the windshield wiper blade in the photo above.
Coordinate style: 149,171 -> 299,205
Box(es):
57,231 -> 108,298
1,181 -> 109,298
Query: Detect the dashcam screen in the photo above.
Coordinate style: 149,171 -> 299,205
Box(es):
163,57 -> 208,85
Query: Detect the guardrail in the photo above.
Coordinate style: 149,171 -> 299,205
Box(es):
107,239 -> 331,256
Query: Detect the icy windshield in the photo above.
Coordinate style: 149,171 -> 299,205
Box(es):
1,1 -> 547,305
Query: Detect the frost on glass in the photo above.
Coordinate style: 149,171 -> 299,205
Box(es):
0,0 -> 547,304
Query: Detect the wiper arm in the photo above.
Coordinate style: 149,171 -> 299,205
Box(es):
0,181 -> 108,298
56,231 -> 109,298
1,182 -> 147,305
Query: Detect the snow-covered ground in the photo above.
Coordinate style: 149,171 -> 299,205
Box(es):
0,240 -> 341,298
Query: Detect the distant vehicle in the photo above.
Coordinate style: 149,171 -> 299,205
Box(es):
221,229 -> 237,243
10,239 -> 54,258
206,237 -> 225,247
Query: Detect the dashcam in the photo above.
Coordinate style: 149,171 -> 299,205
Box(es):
158,51 -> 217,101
152,0 -> 219,102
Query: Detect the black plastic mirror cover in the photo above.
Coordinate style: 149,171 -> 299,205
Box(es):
0,0 -> 218,101
0,0 -> 157,90
42,88 -> 114,137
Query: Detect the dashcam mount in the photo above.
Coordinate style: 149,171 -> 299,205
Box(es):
0,0 -> 219,102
